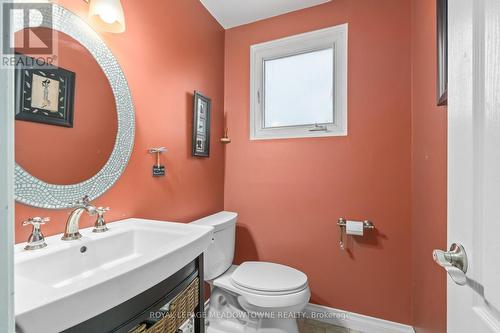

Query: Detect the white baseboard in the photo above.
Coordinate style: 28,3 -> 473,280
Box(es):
304,303 -> 415,333
180,300 -> 415,333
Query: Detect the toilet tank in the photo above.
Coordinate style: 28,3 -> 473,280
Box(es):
190,211 -> 237,281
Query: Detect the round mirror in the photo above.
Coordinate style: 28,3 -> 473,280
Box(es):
15,28 -> 118,185
14,5 -> 135,209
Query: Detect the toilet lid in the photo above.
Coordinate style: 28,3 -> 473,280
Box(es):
231,262 -> 308,294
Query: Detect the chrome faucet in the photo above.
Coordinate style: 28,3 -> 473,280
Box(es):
62,196 -> 97,241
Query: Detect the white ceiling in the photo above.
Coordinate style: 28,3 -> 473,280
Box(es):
199,0 -> 332,29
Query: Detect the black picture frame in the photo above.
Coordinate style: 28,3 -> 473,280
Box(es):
15,53 -> 76,127
192,91 -> 211,158
437,0 -> 448,106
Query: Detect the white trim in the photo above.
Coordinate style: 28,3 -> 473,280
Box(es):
0,0 -> 16,331
304,303 -> 415,333
249,24 -> 348,140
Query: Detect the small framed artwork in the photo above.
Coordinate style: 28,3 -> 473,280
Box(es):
192,91 -> 211,157
437,0 -> 448,106
15,53 -> 76,127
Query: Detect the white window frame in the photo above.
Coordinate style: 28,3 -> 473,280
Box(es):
250,23 -> 348,140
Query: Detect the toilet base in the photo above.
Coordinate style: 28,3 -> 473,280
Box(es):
256,318 -> 300,333
206,287 -> 304,333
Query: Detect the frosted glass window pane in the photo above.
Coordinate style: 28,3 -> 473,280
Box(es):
264,48 -> 334,128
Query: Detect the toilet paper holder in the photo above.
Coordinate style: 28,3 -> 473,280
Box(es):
337,218 -> 375,250
337,218 -> 375,229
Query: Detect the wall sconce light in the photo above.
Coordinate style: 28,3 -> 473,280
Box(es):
84,0 -> 126,33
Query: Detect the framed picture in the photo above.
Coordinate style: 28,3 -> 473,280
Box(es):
437,0 -> 448,106
192,91 -> 211,157
15,53 -> 76,127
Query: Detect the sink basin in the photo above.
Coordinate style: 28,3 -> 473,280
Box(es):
15,218 -> 214,333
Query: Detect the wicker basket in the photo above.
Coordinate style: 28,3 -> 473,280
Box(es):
129,277 -> 199,333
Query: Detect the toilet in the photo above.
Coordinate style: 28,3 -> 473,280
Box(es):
191,211 -> 311,333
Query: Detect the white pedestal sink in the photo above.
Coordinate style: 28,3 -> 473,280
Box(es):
15,218 -> 214,333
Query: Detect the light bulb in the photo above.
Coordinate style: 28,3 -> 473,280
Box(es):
99,10 -> 117,24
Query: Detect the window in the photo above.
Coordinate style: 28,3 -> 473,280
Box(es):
250,24 -> 348,140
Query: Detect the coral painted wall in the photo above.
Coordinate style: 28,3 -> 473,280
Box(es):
411,0 -> 448,332
15,0 -> 226,243
13,1 -> 448,329
224,0 -> 413,324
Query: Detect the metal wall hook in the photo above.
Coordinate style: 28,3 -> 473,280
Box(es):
148,147 -> 167,155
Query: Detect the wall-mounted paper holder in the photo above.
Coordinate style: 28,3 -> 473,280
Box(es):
148,147 -> 167,177
337,218 -> 375,250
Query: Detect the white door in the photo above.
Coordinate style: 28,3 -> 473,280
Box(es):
443,0 -> 500,331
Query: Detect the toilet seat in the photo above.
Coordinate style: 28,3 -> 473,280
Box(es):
230,262 -> 308,295
213,265 -> 311,309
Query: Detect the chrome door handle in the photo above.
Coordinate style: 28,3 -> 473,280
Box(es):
433,243 -> 468,286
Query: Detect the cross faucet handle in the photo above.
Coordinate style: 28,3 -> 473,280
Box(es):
93,207 -> 110,233
22,217 -> 50,227
96,207 -> 110,215
22,217 -> 50,250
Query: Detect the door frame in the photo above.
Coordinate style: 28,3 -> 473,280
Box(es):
0,0 -> 15,331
